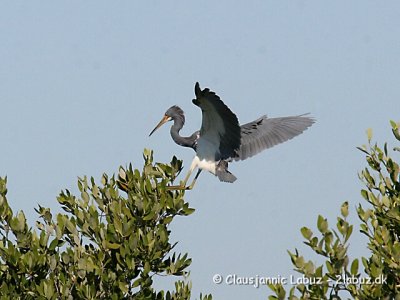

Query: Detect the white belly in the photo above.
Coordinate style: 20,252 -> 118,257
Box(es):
192,136 -> 220,174
190,155 -> 217,174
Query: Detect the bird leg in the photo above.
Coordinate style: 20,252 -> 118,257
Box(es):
186,169 -> 202,190
166,169 -> 202,190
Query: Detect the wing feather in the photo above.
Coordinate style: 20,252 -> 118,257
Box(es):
235,114 -> 315,161
192,82 -> 241,160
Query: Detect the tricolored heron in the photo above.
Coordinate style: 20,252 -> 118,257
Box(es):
149,82 -> 314,190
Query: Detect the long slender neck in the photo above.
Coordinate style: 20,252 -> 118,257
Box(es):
170,118 -> 194,148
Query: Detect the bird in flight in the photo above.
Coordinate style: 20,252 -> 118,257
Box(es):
149,82 -> 314,190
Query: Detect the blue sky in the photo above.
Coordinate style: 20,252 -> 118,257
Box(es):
1,1 -> 400,299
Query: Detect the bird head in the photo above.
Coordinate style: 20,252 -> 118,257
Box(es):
149,106 -> 184,136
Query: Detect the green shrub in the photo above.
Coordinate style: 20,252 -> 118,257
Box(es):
0,149 -> 211,300
269,121 -> 400,300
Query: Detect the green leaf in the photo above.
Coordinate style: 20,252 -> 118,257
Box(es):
366,128 -> 373,141
10,211 -> 26,232
326,261 -> 333,273
143,210 -> 156,221
361,257 -> 369,269
295,256 -> 305,269
317,215 -> 328,233
119,167 -> 126,180
345,224 -> 353,243
105,241 -> 121,250
340,201 -> 349,218
304,261 -> 315,274
119,281 -> 129,293
81,191 -> 89,203
361,189 -> 369,200
300,227 -> 313,240
114,217 -> 123,235
49,238 -> 59,251
356,146 -> 369,155
350,258 -> 359,275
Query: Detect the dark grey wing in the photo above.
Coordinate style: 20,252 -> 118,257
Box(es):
192,82 -> 241,160
235,114 -> 315,161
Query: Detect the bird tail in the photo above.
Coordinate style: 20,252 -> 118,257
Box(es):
215,161 -> 237,183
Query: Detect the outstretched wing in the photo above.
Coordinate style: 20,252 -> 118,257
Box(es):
192,82 -> 241,160
235,114 -> 315,161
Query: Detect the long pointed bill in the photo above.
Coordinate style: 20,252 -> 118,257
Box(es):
149,115 -> 171,136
